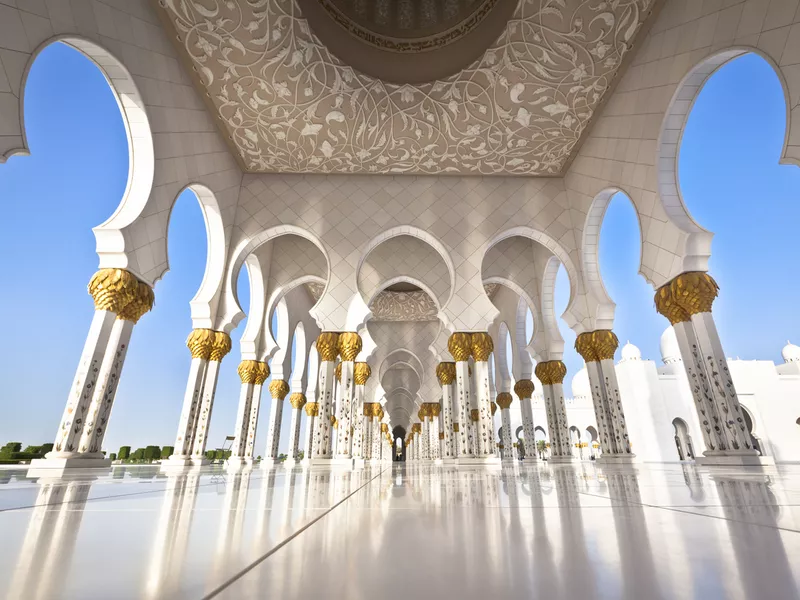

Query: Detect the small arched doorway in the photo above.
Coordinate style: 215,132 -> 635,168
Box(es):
392,426 -> 406,461
585,426 -> 598,459
569,426 -> 582,458
672,418 -> 695,461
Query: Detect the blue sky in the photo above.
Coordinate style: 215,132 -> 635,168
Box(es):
0,44 -> 798,452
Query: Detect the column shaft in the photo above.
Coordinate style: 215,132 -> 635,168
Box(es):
191,360 -> 221,458
500,409 -> 513,460
311,361 -> 335,458
288,405 -> 303,460
454,362 -> 473,458
520,398 -> 536,460
335,361 -> 355,458
172,358 -> 208,458
245,383 -> 264,460
78,318 -> 135,455
545,382 -> 572,458
442,384 -> 455,459
231,382 -> 255,459
599,358 -> 633,455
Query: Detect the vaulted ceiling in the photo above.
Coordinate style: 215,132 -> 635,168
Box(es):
155,0 -> 659,175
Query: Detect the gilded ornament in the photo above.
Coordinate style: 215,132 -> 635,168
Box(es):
269,379 -> 290,399
186,328 -> 215,360
535,361 -> 567,385
514,379 -> 534,399
470,332 -> 494,361
671,271 -> 719,316
574,332 -> 597,362
427,403 -> 441,417
412,423 -> 421,433
496,392 -> 513,409
470,409 -> 480,422
354,362 -> 371,385
534,362 -> 551,386
381,423 -> 389,433
448,332 -> 472,362
237,360 -> 260,384
436,362 -> 456,385
209,331 -> 232,362
337,332 -> 362,361
88,268 -> 138,313
490,402 -> 497,416
254,361 -> 270,385
116,281 -> 154,323
335,362 -> 342,382
654,285 -> 690,325
316,332 -> 340,362
331,415 -> 338,428
304,402 -> 319,417
418,406 -> 428,420
289,392 -> 307,409
453,423 -> 460,432
592,330 -> 619,361
439,432 -> 445,440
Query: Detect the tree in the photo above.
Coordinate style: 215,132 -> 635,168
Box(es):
205,450 -> 215,461
109,453 -> 117,461
131,448 -> 145,461
0,442 -> 22,457
118,446 -> 131,460
161,446 -> 174,459
536,439 -> 547,460
41,443 -> 53,454
143,446 -> 161,462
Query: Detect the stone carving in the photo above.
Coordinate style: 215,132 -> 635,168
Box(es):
158,0 -> 655,175
370,290 -> 438,321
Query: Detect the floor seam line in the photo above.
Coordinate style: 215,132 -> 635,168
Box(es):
201,468 -> 386,600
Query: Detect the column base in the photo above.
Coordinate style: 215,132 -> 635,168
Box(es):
522,456 -> 538,464
596,454 -> 637,464
695,451 -> 774,466
28,457 -> 111,473
226,457 -> 247,468
547,456 -> 574,463
352,458 -> 366,469
260,458 -> 283,468
284,459 -> 307,469
302,458 -> 333,468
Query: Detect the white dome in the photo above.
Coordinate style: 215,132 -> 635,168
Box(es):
620,341 -> 641,362
782,341 -> 800,363
660,327 -> 681,365
571,367 -> 590,398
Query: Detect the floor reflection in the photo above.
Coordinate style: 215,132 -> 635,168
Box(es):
0,462 -> 799,599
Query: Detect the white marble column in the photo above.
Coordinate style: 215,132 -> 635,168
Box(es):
535,361 -> 572,462
311,332 -> 338,460
169,329 -> 214,463
420,407 -> 430,460
190,332 -> 232,463
448,333 -> 474,459
244,362 -> 269,462
436,363 -> 457,460
362,407 -> 373,460
78,280 -> 154,457
496,393 -> 514,461
263,379 -> 289,464
576,331 -> 634,461
471,332 -> 495,457
229,360 -> 260,465
656,272 -> 760,464
514,379 -> 537,462
302,401 -> 319,460
429,404 -> 441,461
352,363 -> 371,462
335,333 -> 361,460
45,269 -> 141,466
286,392 -> 306,464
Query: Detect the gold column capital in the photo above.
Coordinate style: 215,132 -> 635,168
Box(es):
427,402 -> 441,417
490,402 -> 497,416
574,332 -> 597,362
671,271 -> 719,315
254,361 -> 270,385
496,392 -> 513,409
470,409 -> 480,422
237,360 -> 260,384
354,362 -> 371,385
269,379 -> 290,399
304,401 -> 319,417
375,405 -> 384,420
381,423 -> 389,433
535,360 -> 567,385
316,332 -> 340,362
88,268 -> 139,313
453,423 -> 460,432
575,330 -> 619,362
448,332 -> 472,362
116,281 -> 154,323
439,432 -> 445,440
654,283 -> 690,325
514,379 -> 534,399
337,332 -> 362,361
209,331 -> 232,362
470,332 -> 494,362
289,392 -> 307,409
418,405 -> 428,420
436,362 -> 456,385
186,328 -> 215,360
331,415 -> 338,428
412,423 -> 421,433
363,402 -> 374,417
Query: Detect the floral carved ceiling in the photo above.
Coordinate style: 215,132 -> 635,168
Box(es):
158,0 -> 657,175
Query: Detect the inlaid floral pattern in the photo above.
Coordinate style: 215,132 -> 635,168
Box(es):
158,0 -> 655,174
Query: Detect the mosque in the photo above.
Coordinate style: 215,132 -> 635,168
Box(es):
3,0 -> 800,598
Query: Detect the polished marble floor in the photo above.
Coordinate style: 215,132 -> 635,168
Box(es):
1,460 -> 800,599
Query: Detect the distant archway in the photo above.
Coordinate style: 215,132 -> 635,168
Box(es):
672,418 -> 695,461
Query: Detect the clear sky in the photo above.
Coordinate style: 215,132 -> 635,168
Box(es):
1,44 -> 798,453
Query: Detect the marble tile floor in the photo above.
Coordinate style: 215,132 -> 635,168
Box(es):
1,462 -> 800,599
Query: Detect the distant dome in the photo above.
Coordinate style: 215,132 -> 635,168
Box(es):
620,341 -> 641,362
660,327 -> 681,365
782,341 -> 800,363
571,367 -> 590,398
